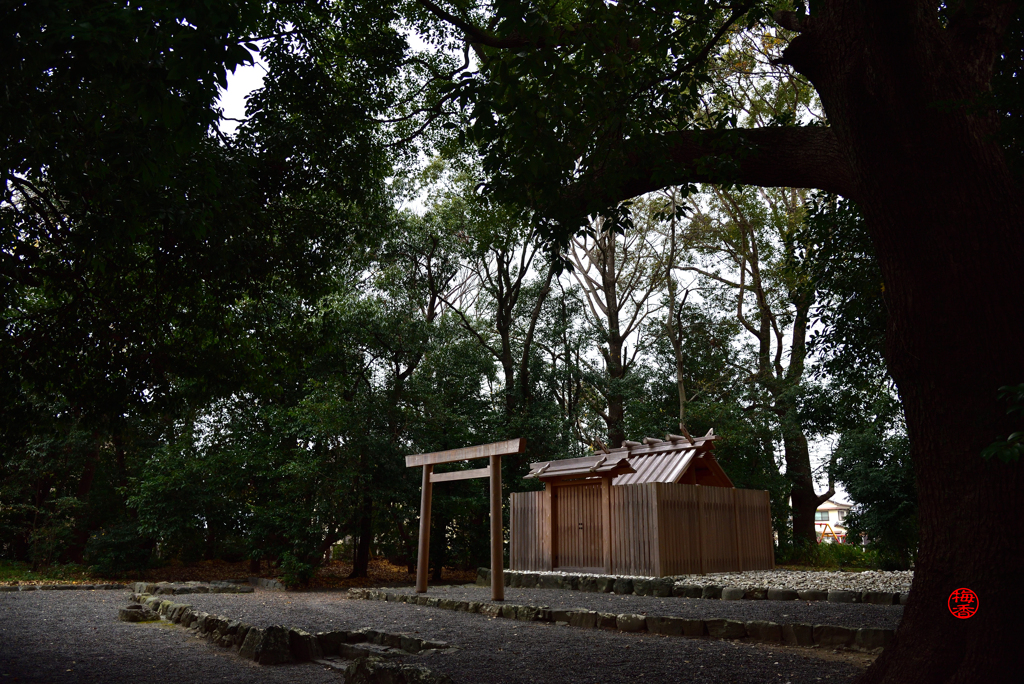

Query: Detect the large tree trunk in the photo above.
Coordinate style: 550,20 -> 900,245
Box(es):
779,3 -> 1023,682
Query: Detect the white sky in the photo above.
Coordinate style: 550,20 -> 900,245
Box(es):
217,56 -> 267,136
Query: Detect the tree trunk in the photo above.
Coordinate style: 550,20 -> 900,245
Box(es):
779,4 -> 1024,681
66,441 -> 101,564
782,411 -> 831,545
349,495 -> 373,578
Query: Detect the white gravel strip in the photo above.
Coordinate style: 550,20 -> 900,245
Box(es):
671,570 -> 913,593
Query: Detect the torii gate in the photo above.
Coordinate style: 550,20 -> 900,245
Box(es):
405,438 -> 525,601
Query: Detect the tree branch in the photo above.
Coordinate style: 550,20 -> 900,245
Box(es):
557,127 -> 857,222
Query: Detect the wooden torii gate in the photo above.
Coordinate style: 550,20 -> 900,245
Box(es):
406,438 -> 525,601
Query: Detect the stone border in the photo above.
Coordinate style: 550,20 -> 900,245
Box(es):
124,591 -> 453,682
249,577 -> 286,591
0,583 -> 126,592
127,581 -> 255,595
478,568 -> 910,606
350,587 -> 895,654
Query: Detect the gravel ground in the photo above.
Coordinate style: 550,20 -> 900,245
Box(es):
1,587 -> 877,684
0,590 -> 339,684
668,569 -> 913,593
377,585 -> 904,630
178,588 -> 871,683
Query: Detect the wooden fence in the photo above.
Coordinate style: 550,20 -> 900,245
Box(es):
510,482 -> 774,576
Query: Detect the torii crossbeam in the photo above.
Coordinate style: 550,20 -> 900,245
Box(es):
405,438 -> 525,601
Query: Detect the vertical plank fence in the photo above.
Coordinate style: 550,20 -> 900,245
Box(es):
511,483 -> 773,575
510,490 -> 548,571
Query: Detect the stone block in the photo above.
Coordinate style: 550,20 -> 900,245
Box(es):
598,613 -> 618,629
537,574 -> 562,590
256,626 -> 294,665
479,604 -> 502,618
239,627 -> 263,660
289,628 -> 322,661
520,573 -> 539,588
900,593 -> 909,605
651,579 -> 673,597
466,601 -> 481,613
827,590 -> 859,604
862,591 -> 898,606
235,624 -> 251,646
550,609 -> 572,623
400,635 -> 422,653
579,576 -> 599,592
701,585 -> 723,599
616,614 -> 646,632
568,610 -> 599,629
721,586 -> 746,600
595,577 -> 616,593
705,619 -> 746,639
681,619 -> 707,637
509,573 -> 522,588
118,607 -> 159,622
476,568 -> 490,586
632,579 -> 652,596
684,584 -> 704,599
767,588 -> 799,601
813,624 -> 856,648
782,623 -> 815,646
563,575 -> 580,590
344,656 -> 454,684
797,590 -> 828,601
646,616 -> 684,637
501,605 -> 518,619
419,639 -> 448,651
745,620 -> 782,642
855,628 -> 894,651
743,587 -> 768,600
516,606 -> 542,622
316,631 -> 347,656
612,578 -> 634,595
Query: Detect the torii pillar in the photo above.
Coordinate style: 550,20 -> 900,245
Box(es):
405,438 -> 525,601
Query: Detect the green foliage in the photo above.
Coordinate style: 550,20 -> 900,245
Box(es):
84,521 -> 154,577
776,540 -> 879,571
279,551 -> 317,589
981,384 -> 1024,463
832,399 -> 918,571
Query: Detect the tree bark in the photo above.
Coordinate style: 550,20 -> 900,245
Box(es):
350,494 -> 373,578
780,4 -> 1022,681
553,3 -> 1022,679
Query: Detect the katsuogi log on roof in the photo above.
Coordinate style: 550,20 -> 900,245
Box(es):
524,429 -> 733,487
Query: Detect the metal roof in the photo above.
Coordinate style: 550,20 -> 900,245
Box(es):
524,430 -> 729,486
524,455 -> 635,481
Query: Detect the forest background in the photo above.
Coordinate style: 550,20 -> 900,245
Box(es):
0,0 -> 956,589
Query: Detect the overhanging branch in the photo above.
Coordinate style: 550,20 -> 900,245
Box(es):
557,126 -> 857,220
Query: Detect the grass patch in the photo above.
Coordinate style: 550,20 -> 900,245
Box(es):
0,560 -> 111,585
775,543 -> 880,571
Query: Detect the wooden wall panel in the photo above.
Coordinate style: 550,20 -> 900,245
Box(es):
514,483 -> 774,576
510,491 -> 548,571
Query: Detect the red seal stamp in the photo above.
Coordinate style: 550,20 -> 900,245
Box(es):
948,588 -> 978,619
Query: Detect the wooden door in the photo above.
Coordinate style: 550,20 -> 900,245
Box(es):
553,482 -> 604,571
